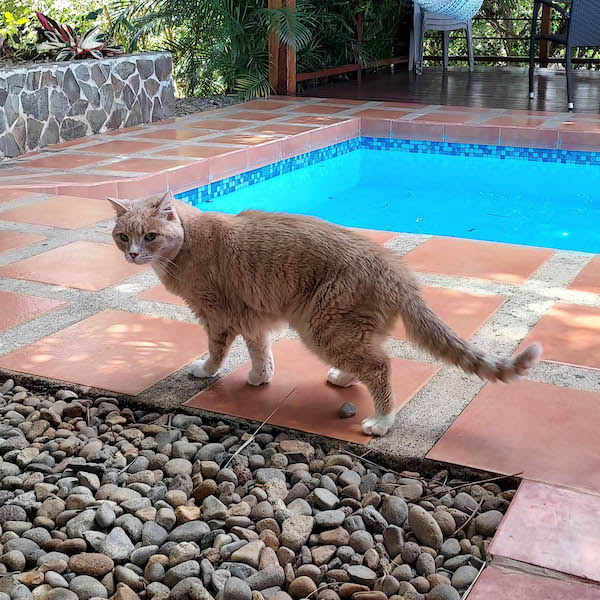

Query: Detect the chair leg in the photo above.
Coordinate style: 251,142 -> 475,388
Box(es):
417,22 -> 425,75
443,31 -> 449,70
529,1 -> 541,99
414,7 -> 423,75
566,46 -> 574,110
466,22 -> 474,72
409,30 -> 414,71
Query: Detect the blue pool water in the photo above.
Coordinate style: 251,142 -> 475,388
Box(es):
196,148 -> 600,253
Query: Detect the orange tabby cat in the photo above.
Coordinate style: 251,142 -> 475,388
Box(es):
108,191 -> 541,436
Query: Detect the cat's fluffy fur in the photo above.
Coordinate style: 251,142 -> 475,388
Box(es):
108,191 -> 542,436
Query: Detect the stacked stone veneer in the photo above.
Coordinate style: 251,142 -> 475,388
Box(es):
0,52 -> 175,159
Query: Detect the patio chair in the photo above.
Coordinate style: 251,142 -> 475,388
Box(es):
529,0 -> 600,110
409,2 -> 475,74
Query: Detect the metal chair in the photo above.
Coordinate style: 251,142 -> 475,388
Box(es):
409,2 -> 475,74
529,0 -> 600,110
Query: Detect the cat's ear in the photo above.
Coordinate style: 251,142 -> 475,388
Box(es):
106,197 -> 132,216
150,191 -> 175,220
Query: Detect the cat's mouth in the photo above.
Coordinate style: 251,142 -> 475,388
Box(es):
125,254 -> 152,265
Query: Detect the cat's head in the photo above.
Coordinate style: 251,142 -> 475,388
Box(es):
107,191 -> 184,265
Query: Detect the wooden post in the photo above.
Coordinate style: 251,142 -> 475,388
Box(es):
268,0 -> 297,95
540,3 -> 551,67
356,11 -> 364,83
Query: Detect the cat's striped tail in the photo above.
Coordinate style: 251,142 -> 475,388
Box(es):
398,291 -> 541,382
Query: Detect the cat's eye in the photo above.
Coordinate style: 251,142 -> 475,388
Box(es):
119,233 -> 129,243
144,232 -> 157,242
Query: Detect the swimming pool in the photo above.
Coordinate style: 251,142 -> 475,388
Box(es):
177,139 -> 600,254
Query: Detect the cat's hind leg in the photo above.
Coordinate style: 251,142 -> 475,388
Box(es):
191,327 -> 234,378
244,333 -> 274,386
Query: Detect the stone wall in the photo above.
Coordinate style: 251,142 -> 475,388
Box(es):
0,52 -> 175,159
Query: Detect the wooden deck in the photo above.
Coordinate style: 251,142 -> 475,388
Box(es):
299,66 -> 600,114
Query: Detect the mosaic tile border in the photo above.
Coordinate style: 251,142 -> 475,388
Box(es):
176,136 -> 600,206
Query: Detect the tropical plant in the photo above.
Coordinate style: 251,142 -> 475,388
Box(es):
36,10 -> 122,60
0,10 -> 38,60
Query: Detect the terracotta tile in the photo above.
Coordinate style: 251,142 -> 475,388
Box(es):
309,126 -> 340,151
0,231 -> 45,254
320,99 -> 370,106
248,124 -> 316,136
104,125 -> 146,136
154,145 -> 238,159
291,105 -> 349,115
361,118 -> 392,138
381,102 -> 427,109
285,115 -> 348,126
404,237 -> 554,285
105,158 -> 196,173
427,380 -> 600,493
569,256 -> 600,295
225,110 -> 285,121
444,124 -> 500,145
116,173 -> 167,200
55,181 -> 118,200
517,303 -> 600,370
187,119 -> 244,131
0,241 -> 145,291
504,109 -> 560,117
0,195 -> 114,229
437,105 -> 493,113
354,109 -> 411,120
415,112 -> 473,124
245,140 -> 282,169
84,140 -> 165,154
43,174 -> 122,184
559,130 -> 600,151
469,567 -> 600,600
209,149 -> 248,182
393,287 -> 505,340
0,190 -> 37,205
392,121 -> 444,141
281,132 -> 313,159
167,161 -> 211,190
335,118 -> 361,143
0,309 -> 208,396
0,290 -> 65,332
489,480 -> 600,583
501,127 -> 559,149
351,228 -> 398,245
209,134 -> 282,146
46,137 -> 94,150
482,116 -> 545,128
558,119 -> 600,132
137,285 -> 186,306
21,154 -> 106,169
242,99 -> 295,110
134,129 -> 213,141
185,339 -> 439,444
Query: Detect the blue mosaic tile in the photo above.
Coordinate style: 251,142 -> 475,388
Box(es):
176,136 -> 600,207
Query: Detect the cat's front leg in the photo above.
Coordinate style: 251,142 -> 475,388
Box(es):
191,327 -> 234,378
244,334 -> 274,386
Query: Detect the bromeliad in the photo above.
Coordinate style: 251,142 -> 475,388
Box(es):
35,11 -> 122,61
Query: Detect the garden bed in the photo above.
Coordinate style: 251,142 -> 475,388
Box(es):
0,375 -> 515,600
0,51 -> 175,160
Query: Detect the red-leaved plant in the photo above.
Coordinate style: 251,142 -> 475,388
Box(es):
36,11 -> 122,61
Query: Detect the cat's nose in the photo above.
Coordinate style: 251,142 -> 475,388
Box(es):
130,252 -> 139,260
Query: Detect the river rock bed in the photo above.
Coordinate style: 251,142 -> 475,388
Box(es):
0,378 -> 515,600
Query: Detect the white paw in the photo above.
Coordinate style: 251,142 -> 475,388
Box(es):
327,367 -> 356,387
191,356 -> 218,378
247,355 -> 274,386
361,413 -> 396,436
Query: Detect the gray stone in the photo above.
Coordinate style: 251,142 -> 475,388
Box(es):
197,443 -> 225,462
62,69 -> 81,103
315,510 -> 345,527
313,488 -> 338,510
152,97 -> 165,121
280,515 -> 314,551
338,402 -> 357,418
69,575 -> 108,599
80,82 -> 100,107
66,511 -> 96,538
223,576 -> 252,600
21,89 -> 49,120
246,565 -> 284,590
427,584 -> 461,600
475,510 -> 503,537
144,78 -> 159,97
383,525 -> 404,557
115,61 -> 136,80
454,492 -> 478,514
122,85 -> 136,110
91,64 -> 107,86
59,118 -> 87,142
67,99 -> 89,117
347,565 -> 377,586
440,537 -> 461,559
155,55 -> 172,80
169,521 -> 210,543
349,530 -> 375,553
75,65 -> 90,81
99,527 -> 134,561
451,565 -> 479,589
142,521 -> 168,546
165,560 -> 201,587
408,506 -> 443,550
